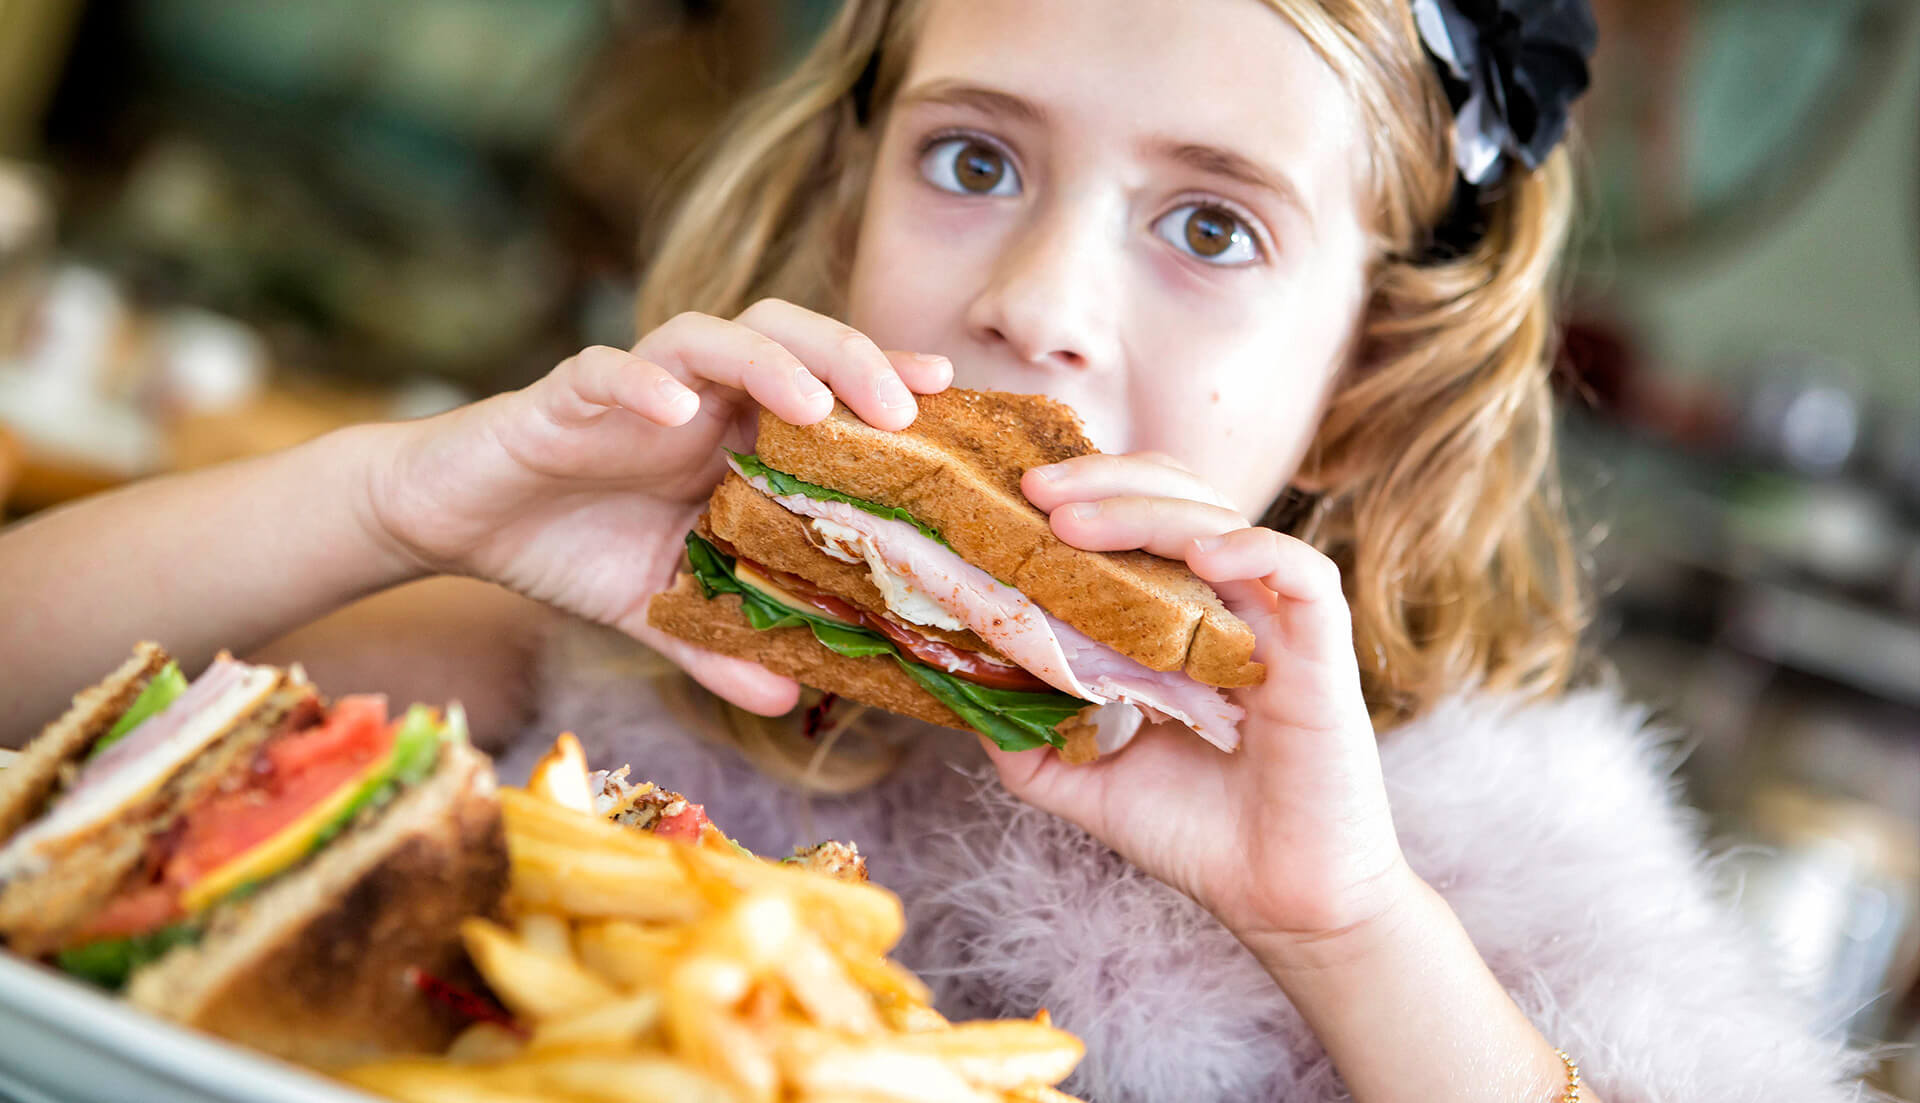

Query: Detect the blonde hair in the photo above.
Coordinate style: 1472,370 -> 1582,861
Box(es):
634,0 -> 1587,771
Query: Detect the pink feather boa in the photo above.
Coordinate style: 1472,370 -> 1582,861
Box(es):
509,619 -> 1884,1102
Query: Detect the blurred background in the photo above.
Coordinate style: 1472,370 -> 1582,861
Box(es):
0,0 -> 1915,1093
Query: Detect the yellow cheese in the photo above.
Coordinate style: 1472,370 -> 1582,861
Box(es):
179,752 -> 389,915
734,563 -> 857,625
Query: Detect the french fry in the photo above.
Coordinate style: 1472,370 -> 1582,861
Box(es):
344,778 -> 1091,1103
350,1055 -> 743,1103
693,894 -> 800,974
1003,1087 -> 1084,1103
665,965 -> 777,1103
573,920 -> 690,989
776,1027 -> 998,1103
881,1000 -> 952,1035
514,912 -> 573,959
341,1060 -> 568,1103
777,928 -> 883,1037
508,837 -> 703,922
443,1022 -> 525,1063
838,948 -> 934,1008
461,918 -> 617,1020
889,1021 -> 1085,1090
526,732 -> 595,814
527,990 -> 663,1054
677,840 -> 905,956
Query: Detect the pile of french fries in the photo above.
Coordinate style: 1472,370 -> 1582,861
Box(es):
342,738 -> 1087,1103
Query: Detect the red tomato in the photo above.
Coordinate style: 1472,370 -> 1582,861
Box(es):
162,696 -> 394,889
73,884 -> 179,941
654,804 -> 712,843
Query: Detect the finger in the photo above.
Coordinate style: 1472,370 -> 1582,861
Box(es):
629,623 -> 803,716
641,310 -> 835,426
1022,452 -> 1238,514
735,298 -> 918,431
1185,526 -> 1343,605
886,349 -> 954,394
548,346 -> 700,427
1046,495 -> 1247,558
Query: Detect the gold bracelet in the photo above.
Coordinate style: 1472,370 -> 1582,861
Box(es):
1553,1048 -> 1582,1103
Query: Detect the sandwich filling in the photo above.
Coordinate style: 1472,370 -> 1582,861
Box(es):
12,673 -> 460,988
726,454 -> 1245,752
0,658 -> 280,883
687,533 -> 1085,752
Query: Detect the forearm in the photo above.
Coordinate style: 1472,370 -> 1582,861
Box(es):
1246,865 -> 1600,1103
0,420 -> 423,739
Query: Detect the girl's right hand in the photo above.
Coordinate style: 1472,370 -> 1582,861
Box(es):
364,299 -> 951,715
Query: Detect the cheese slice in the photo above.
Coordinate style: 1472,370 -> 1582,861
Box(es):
734,562 -> 858,626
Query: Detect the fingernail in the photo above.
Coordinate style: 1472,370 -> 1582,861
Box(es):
1194,534 -> 1225,553
877,377 -> 914,412
1030,464 -> 1063,483
912,352 -> 951,369
1066,501 -> 1103,520
657,376 -> 696,407
795,368 -> 830,403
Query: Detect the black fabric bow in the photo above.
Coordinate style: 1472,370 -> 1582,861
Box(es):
1414,0 -> 1596,258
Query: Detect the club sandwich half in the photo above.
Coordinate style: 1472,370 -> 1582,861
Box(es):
0,643 -> 506,1065
647,388 -> 1265,761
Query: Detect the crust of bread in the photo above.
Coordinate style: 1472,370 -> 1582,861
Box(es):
646,573 -> 969,732
0,678 -> 318,956
125,740 -> 507,1067
703,474 -> 992,653
752,390 -> 1263,687
0,642 -> 171,845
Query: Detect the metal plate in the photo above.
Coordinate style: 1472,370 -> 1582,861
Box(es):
0,952 -> 382,1103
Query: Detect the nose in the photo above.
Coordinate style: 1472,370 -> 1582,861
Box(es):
964,200 -> 1119,373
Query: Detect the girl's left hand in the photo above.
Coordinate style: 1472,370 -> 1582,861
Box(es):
987,452 -> 1415,951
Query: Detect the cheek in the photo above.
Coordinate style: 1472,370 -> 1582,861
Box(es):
847,179 -> 1002,350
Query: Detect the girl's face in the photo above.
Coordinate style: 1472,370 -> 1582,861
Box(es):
847,0 -> 1375,519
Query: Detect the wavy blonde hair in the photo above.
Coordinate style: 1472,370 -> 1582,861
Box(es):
635,0 -> 1587,776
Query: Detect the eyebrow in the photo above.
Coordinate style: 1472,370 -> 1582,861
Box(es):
893,80 -> 1051,127
1153,140 -> 1315,238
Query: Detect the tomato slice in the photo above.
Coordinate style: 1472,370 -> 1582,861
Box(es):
162,696 -> 393,890
653,803 -> 712,843
73,884 -> 179,941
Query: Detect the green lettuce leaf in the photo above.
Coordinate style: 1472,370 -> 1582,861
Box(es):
88,662 -> 189,761
683,533 -> 1078,751
728,452 -> 950,547
892,660 -> 1078,752
685,533 -> 894,658
55,922 -> 200,989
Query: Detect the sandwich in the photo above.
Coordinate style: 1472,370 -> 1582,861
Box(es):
646,388 -> 1265,762
0,643 -> 507,1066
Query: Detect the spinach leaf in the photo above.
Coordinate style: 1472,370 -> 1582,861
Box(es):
683,534 -> 1082,751
729,453 -> 949,547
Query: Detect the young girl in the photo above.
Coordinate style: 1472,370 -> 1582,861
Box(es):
0,1 -> 1882,1100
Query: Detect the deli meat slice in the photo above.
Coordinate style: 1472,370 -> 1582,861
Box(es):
0,659 -> 279,880
735,466 -> 1244,751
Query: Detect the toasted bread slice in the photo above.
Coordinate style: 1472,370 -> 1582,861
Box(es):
703,473 -> 993,654
647,573 -> 967,731
0,677 -> 320,956
751,390 -> 1264,687
0,642 -> 172,845
125,739 -> 507,1067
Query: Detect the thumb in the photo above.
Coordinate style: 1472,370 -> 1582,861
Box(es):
977,736 -> 1105,830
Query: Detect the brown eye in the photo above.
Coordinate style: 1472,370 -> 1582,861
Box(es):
1153,202 -> 1259,265
921,137 -> 1020,196
1184,208 -> 1235,256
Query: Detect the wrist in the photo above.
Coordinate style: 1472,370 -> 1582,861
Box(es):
321,419 -> 433,585
1237,860 -> 1437,981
